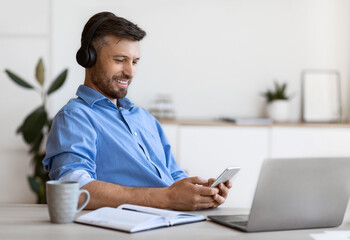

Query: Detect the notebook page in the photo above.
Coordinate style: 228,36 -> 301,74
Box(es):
118,204 -> 205,225
75,207 -> 168,232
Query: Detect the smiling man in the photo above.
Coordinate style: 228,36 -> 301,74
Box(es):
43,12 -> 231,210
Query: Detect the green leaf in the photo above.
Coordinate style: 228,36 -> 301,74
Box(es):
28,176 -> 40,196
262,81 -> 290,102
16,124 -> 23,134
38,182 -> 47,204
33,152 -> 46,176
35,58 -> 45,86
5,69 -> 34,89
46,119 -> 53,132
17,106 -> 47,144
47,69 -> 68,95
29,152 -> 49,204
29,132 -> 44,154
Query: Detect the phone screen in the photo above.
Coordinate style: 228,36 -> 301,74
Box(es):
211,166 -> 240,187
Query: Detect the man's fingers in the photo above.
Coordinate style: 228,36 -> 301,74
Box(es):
186,176 -> 208,185
213,194 -> 225,205
218,183 -> 229,198
225,180 -> 232,189
207,178 -> 216,186
197,195 -> 216,204
197,186 -> 219,196
195,202 -> 216,209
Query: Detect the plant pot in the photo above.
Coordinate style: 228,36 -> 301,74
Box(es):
267,100 -> 290,122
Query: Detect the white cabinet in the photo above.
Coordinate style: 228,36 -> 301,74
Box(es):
271,127 -> 350,158
161,124 -> 179,160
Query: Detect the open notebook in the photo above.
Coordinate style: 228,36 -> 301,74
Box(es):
75,204 -> 206,232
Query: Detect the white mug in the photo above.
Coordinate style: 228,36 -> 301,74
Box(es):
46,180 -> 90,223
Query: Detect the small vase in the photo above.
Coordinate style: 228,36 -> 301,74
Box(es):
267,100 -> 290,122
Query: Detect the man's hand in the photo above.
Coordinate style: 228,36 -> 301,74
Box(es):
206,178 -> 232,207
165,177 -> 219,211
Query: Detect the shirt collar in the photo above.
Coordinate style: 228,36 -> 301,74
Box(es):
76,85 -> 134,109
117,97 -> 134,109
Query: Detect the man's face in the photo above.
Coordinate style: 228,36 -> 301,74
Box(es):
87,35 -> 140,101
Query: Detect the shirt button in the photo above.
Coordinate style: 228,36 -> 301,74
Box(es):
134,132 -> 138,136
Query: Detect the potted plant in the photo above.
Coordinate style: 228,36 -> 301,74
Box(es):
5,58 -> 68,203
261,81 -> 292,122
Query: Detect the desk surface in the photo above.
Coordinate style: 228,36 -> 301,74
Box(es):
1,204 -> 350,240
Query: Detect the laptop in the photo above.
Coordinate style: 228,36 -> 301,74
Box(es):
208,157 -> 350,232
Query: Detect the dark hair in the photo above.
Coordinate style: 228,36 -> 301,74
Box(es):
81,12 -> 146,52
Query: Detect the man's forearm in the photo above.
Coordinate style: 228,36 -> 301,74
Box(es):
80,177 -> 225,211
81,180 -> 169,210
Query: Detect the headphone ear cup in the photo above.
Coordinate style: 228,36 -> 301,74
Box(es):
76,47 -> 90,68
76,45 -> 97,68
86,46 -> 97,68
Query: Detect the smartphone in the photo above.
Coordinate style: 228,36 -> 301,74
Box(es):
210,166 -> 240,187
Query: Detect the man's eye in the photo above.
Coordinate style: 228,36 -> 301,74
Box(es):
133,61 -> 138,65
114,59 -> 123,63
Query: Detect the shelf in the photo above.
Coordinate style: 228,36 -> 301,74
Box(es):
158,119 -> 350,128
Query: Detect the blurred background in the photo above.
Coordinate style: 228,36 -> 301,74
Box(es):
1,0 -> 349,204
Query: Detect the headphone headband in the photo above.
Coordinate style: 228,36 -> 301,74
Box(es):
76,13 -> 115,68
80,15 -> 113,51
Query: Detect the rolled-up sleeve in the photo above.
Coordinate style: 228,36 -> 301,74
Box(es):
59,169 -> 94,188
43,109 -> 97,181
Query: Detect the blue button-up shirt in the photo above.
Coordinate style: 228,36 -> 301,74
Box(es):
43,85 -> 187,188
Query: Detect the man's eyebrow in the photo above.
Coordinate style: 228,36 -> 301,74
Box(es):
112,55 -> 140,60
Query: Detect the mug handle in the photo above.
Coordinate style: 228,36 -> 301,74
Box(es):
76,189 -> 90,213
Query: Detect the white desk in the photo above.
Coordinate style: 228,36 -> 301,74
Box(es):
1,204 -> 350,240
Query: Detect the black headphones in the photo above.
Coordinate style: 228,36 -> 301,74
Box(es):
76,14 -> 115,68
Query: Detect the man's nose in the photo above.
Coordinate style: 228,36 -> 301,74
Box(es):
123,62 -> 135,78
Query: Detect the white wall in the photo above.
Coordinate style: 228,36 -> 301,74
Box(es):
49,0 -> 350,121
0,0 -> 349,203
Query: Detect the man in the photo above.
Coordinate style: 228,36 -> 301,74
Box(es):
43,12 -> 231,210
